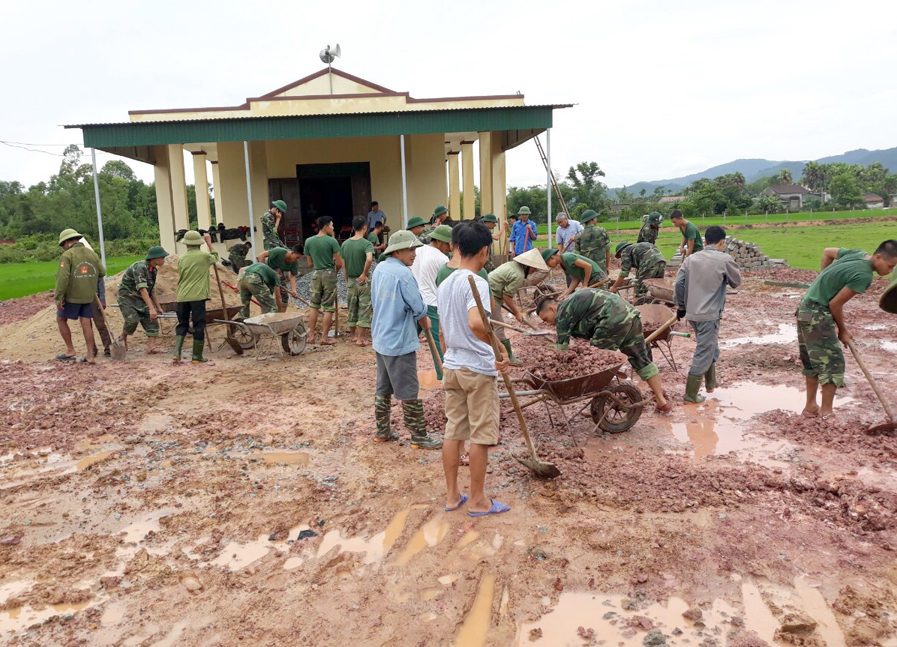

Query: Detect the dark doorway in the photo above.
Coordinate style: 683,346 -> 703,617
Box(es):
296,162 -> 371,243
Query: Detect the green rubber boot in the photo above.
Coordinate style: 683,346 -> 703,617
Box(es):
173,335 -> 185,362
373,394 -> 399,442
191,339 -> 209,364
704,363 -> 717,393
501,339 -> 521,365
684,373 -> 706,403
404,400 -> 443,449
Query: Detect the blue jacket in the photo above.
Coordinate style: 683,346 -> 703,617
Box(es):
371,257 -> 427,356
510,220 -> 537,255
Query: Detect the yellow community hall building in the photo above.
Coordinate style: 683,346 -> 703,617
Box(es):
68,67 -> 569,255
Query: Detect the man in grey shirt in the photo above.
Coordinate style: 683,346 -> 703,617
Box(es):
555,214 -> 583,254
674,225 -> 742,403
367,201 -> 386,231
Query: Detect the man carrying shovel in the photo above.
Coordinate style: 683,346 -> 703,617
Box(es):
118,246 -> 168,355
174,231 -> 218,364
54,229 -> 104,363
536,289 -> 672,413
794,240 -> 897,421
674,226 -> 742,403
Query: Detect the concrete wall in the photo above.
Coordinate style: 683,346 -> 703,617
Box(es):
406,133 -> 448,226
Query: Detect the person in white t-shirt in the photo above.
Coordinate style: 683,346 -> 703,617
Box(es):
437,221 -> 511,517
411,224 -> 452,379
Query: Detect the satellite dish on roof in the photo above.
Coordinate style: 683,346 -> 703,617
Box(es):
319,44 -> 341,64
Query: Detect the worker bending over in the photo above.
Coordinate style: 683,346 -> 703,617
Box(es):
671,210 -> 703,259
796,240 -> 897,420
371,230 -> 442,449
487,248 -> 549,364
638,212 -> 663,245
258,246 -> 301,311
237,262 -> 283,319
118,246 -> 168,355
610,242 -> 667,302
674,226 -> 742,402
541,248 -> 608,299
304,216 -> 343,345
537,289 -> 672,413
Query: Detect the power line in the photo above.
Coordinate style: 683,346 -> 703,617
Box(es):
0,141 -> 109,157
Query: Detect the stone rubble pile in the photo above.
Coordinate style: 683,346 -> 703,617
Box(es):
667,236 -> 787,271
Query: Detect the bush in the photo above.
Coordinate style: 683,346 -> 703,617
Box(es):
0,234 -> 158,263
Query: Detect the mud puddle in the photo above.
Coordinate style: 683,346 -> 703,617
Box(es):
454,573 -> 495,647
722,323 -> 797,347
317,506 -> 412,565
253,451 -> 311,466
1,599 -> 95,635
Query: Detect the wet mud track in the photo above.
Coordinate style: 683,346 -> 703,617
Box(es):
0,268 -> 896,646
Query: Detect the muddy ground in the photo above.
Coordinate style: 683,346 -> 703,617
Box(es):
1,266 -> 896,647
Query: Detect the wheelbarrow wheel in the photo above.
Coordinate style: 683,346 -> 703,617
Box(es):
231,325 -> 257,350
282,323 -> 307,356
590,383 -> 644,433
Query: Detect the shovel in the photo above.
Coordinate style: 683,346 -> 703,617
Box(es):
423,328 -> 443,375
846,340 -> 897,436
94,296 -> 127,360
211,263 -> 243,356
468,275 -> 560,479
490,319 -> 555,338
644,314 -> 679,345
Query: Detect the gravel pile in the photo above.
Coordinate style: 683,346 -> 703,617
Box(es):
514,338 -> 623,381
293,268 -> 350,309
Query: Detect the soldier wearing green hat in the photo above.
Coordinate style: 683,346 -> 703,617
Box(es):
638,212 -> 663,245
411,224 -> 453,379
541,248 -> 609,300
174,230 -> 218,363
480,213 -> 502,273
510,206 -> 537,256
575,210 -> 611,273
610,241 -> 667,301
117,246 -> 169,355
54,229 -> 105,362
407,216 -> 428,238
419,205 -> 453,244
262,200 -> 288,251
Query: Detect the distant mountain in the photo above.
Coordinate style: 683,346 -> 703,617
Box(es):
610,147 -> 897,198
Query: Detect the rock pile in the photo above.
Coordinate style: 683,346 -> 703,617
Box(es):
667,237 -> 787,271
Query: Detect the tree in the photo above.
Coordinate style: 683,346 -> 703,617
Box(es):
565,162 -> 609,214
801,161 -> 826,191
757,194 -> 780,213
829,171 -> 863,208
775,168 -> 793,186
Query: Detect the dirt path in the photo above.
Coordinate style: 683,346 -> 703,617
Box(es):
0,268 -> 895,646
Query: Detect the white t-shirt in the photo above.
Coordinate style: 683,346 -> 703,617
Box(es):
437,269 -> 497,377
411,244 -> 449,308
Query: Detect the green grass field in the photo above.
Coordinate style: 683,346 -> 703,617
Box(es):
0,256 -> 142,301
533,220 -> 897,270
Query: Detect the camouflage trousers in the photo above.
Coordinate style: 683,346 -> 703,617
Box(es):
634,259 -> 667,300
346,276 -> 372,328
310,268 -> 337,313
374,394 -> 427,440
238,272 -> 277,319
119,295 -> 160,337
590,316 -> 659,382
796,301 -> 844,387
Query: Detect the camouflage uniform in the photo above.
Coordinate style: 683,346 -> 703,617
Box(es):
228,244 -> 251,270
238,272 -> 278,318
554,288 -> 659,381
261,212 -> 283,251
637,221 -> 659,245
619,242 -> 667,300
575,224 -> 611,273
347,277 -> 372,328
796,300 -> 844,387
310,269 -> 337,313
117,260 -> 160,337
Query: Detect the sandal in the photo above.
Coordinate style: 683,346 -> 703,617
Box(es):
56,354 -> 76,361
468,499 -> 511,518
445,494 -> 468,512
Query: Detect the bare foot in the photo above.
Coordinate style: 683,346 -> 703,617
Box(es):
320,338 -> 335,346
801,405 -> 820,418
656,402 -> 673,414
147,348 -> 164,355
459,453 -> 469,467
821,411 -> 836,422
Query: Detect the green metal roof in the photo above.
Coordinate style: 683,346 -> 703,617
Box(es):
66,105 -> 567,150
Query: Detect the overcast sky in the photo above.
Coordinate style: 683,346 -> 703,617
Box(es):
2,0 -> 895,192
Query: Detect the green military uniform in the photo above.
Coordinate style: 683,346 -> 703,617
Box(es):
341,236 -> 375,328
488,260 -> 527,343
228,243 -> 251,270
118,260 -> 160,337
619,242 -> 667,300
238,263 -> 281,318
575,223 -> 611,273
680,221 -> 704,254
481,213 -> 499,273
304,234 -> 341,313
174,235 -> 218,362
54,242 -> 104,308
265,246 -> 299,303
637,212 -> 663,245
560,252 -> 608,287
435,264 -> 488,287
554,288 -> 659,381
261,212 -> 283,251
797,249 -> 873,387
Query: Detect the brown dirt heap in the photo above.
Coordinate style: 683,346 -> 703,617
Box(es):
514,338 -> 624,381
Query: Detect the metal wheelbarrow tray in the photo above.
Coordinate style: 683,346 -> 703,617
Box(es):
643,278 -> 675,304
225,312 -> 308,360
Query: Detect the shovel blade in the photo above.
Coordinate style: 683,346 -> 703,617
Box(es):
513,453 -> 561,479
865,422 -> 897,437
226,336 -> 245,356
109,345 -> 127,361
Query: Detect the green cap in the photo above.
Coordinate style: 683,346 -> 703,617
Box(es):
407,216 -> 427,229
615,241 -> 633,257
541,248 -> 559,262
271,200 -> 288,213
384,230 -> 424,255
58,228 -> 82,246
146,246 -> 170,261
182,230 -> 204,246
481,213 -> 498,224
517,206 -> 531,216
582,209 -> 598,223
433,205 -> 448,217
881,274 -> 897,314
648,211 -> 663,224
429,224 -> 453,244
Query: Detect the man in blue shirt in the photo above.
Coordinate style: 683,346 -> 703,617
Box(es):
371,230 -> 442,449
510,206 -> 538,256
367,201 -> 386,231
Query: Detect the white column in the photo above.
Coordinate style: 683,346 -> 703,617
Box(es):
90,148 -> 107,268
153,146 -> 177,251
461,141 -> 475,219
210,161 -> 223,225
243,141 -> 258,255
167,144 -> 190,233
192,153 -> 212,230
478,133 -> 493,216
546,129 -> 552,245
448,152 -> 461,222
400,134 -> 409,229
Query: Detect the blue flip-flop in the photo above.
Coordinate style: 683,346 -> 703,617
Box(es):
468,499 -> 511,517
56,354 -> 76,361
444,494 -> 468,512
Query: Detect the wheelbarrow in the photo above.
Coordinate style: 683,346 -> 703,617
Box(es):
636,304 -> 690,372
218,312 -> 307,361
642,278 -> 676,305
499,351 -> 648,444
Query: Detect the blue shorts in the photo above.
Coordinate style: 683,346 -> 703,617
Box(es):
57,302 -> 94,320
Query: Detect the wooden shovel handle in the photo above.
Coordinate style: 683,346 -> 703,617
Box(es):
644,314 -> 678,345
467,275 -> 540,460
424,328 -> 443,374
847,339 -> 895,421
